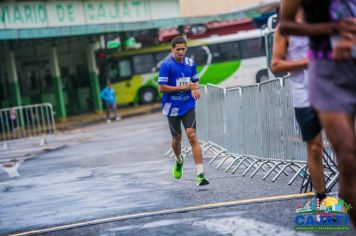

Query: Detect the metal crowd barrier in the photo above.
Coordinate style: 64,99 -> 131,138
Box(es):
0,103 -> 56,150
165,77 -> 338,192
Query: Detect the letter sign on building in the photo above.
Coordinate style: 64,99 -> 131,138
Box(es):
0,0 -> 179,29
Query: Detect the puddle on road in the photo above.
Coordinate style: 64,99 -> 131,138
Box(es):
0,160 -> 23,177
0,145 -> 66,178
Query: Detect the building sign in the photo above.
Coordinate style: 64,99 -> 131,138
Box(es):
0,0 -> 179,29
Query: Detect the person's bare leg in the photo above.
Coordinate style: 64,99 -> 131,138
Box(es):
171,134 -> 182,158
186,128 -> 202,165
112,104 -> 120,120
306,133 -> 326,195
318,111 -> 356,227
185,128 -> 208,186
106,105 -> 110,120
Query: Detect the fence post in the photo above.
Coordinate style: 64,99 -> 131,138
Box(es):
279,78 -> 289,161
239,87 -> 244,155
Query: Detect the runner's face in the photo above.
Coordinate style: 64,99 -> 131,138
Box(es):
171,43 -> 187,62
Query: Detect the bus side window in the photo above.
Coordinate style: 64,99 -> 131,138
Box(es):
154,51 -> 171,71
209,42 -> 240,63
239,38 -> 266,59
186,46 -> 208,65
118,59 -> 132,79
107,61 -> 119,82
155,51 -> 170,62
133,54 -> 155,74
107,59 -> 132,82
208,44 -> 221,62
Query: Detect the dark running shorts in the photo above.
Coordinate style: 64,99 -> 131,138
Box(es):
106,103 -> 117,110
167,109 -> 196,136
294,107 -> 322,142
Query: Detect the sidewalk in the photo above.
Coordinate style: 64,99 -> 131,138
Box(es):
56,103 -> 161,131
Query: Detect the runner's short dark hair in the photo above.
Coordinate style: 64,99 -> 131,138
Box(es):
171,36 -> 186,48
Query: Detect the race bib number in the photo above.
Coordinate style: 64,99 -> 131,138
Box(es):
176,77 -> 191,86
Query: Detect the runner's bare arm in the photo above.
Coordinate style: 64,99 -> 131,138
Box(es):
271,27 -> 308,73
159,83 -> 199,93
279,0 -> 338,36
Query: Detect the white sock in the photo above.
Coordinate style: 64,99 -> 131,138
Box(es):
175,154 -> 183,164
196,164 -> 204,176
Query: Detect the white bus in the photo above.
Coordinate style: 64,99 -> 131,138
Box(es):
186,28 -> 269,87
100,28 -> 270,105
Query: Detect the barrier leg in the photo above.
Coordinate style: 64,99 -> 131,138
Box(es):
225,155 -> 242,172
216,154 -> 232,170
231,157 -> 252,174
301,174 -> 312,193
208,150 -> 225,165
250,160 -> 270,178
288,164 -> 307,185
326,173 -> 339,193
242,159 -> 260,177
271,163 -> 292,182
182,146 -> 191,156
202,144 -> 214,156
263,162 -> 285,180
165,148 -> 173,156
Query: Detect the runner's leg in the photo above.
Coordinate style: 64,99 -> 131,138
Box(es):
306,133 -> 326,198
295,107 -> 326,198
167,116 -> 183,162
182,109 -> 208,186
318,111 -> 356,226
167,116 -> 184,179
182,110 -> 202,166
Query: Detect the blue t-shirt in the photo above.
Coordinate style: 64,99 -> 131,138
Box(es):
100,86 -> 116,105
158,56 -> 199,116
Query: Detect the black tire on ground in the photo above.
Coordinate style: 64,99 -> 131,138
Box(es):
139,87 -> 157,104
256,69 -> 269,83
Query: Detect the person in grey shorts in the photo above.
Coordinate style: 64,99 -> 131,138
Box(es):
158,36 -> 209,186
280,0 -> 356,226
271,7 -> 326,204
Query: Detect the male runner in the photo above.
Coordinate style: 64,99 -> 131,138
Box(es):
158,36 -> 209,186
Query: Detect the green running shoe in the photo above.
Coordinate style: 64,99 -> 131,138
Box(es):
173,160 -> 184,179
196,173 -> 209,186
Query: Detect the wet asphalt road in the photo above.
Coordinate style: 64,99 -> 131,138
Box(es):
0,112 -> 354,236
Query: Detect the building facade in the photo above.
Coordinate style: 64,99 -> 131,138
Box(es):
0,0 -> 278,120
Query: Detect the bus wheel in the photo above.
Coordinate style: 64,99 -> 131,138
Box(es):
139,87 -> 157,104
256,69 -> 268,83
